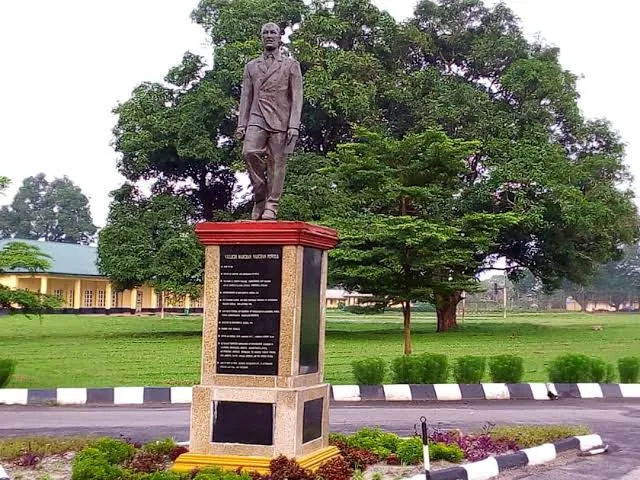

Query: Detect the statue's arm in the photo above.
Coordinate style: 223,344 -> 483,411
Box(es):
288,61 -> 303,131
238,64 -> 253,129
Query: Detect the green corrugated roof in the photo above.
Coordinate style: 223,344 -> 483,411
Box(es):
0,239 -> 101,277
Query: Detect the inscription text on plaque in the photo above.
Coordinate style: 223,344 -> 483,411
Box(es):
216,245 -> 283,375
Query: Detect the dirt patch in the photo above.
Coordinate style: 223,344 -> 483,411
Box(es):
4,453 -> 74,480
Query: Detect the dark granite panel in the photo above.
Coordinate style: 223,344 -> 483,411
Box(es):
213,401 -> 274,445
216,246 -> 282,375
303,398 -> 324,443
299,247 -> 322,375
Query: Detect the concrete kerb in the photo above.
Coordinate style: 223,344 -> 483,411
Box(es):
0,384 -> 639,406
408,434 -> 605,480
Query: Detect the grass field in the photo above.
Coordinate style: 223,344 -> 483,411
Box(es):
1,311 -> 639,388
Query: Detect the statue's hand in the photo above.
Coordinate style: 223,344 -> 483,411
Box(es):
235,127 -> 246,141
287,128 -> 299,145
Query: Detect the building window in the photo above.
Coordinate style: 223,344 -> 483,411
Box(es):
111,291 -> 119,308
53,289 -> 64,300
97,290 -> 105,307
83,289 -> 93,307
68,290 -> 74,308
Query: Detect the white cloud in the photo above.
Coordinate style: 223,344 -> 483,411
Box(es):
0,0 -> 637,227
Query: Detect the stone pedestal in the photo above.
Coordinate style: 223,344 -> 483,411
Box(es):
173,221 -> 340,474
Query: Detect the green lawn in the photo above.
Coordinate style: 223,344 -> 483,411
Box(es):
1,311 -> 638,387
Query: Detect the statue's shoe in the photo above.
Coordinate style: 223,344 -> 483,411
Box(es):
261,209 -> 277,220
251,203 -> 264,220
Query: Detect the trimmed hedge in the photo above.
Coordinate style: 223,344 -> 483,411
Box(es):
351,358 -> 386,385
453,356 -> 486,383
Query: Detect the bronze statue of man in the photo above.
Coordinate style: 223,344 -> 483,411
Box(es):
235,22 -> 303,220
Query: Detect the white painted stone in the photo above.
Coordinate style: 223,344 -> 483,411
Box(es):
577,383 -> 603,399
171,387 -> 193,404
0,389 -> 28,405
383,384 -> 412,401
463,457 -> 499,480
523,443 -> 556,465
481,383 -> 510,400
576,434 -> 603,451
434,384 -> 462,401
56,388 -> 87,405
114,387 -> 144,405
620,384 -> 640,398
331,385 -> 361,401
529,383 -> 550,400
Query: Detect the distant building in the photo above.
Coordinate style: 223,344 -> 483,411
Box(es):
325,288 -> 374,309
0,239 -> 201,314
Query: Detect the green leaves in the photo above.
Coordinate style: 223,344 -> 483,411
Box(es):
0,175 -> 96,244
97,186 -> 203,297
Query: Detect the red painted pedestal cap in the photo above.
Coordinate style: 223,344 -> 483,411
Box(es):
195,221 -> 339,250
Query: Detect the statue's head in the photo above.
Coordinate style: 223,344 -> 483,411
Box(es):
261,22 -> 281,51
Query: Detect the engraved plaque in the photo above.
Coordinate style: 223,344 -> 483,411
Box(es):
216,245 -> 282,375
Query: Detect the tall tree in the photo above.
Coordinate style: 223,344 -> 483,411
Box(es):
0,174 -> 97,244
97,185 -> 204,314
327,128 -> 518,351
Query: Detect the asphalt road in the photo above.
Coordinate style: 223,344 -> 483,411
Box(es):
1,400 -> 640,479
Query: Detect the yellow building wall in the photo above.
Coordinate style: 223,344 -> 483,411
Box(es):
0,274 -> 17,288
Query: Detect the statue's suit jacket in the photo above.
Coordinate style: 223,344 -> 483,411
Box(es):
238,52 -> 303,133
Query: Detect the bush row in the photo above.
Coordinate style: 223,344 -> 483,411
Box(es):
351,354 -> 640,384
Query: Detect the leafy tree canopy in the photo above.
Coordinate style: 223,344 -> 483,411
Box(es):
97,184 -> 203,300
0,174 -> 97,245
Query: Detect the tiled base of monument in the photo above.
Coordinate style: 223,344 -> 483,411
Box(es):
172,383 -> 339,473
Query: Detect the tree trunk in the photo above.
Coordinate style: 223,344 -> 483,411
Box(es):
401,300 -> 412,355
160,291 -> 165,320
436,291 -> 462,332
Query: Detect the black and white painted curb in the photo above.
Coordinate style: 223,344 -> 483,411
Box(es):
409,434 -> 604,480
1,384 -> 639,405
0,465 -> 9,480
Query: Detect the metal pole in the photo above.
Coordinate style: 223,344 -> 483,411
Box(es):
420,416 -> 431,480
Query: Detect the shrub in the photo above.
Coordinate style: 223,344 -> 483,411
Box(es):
429,443 -> 464,463
396,437 -> 423,465
143,472 -> 185,480
453,356 -> 486,383
342,305 -> 385,315
415,354 -> 449,384
270,455 -> 314,480
488,355 -> 524,383
618,357 -> 640,383
315,457 -> 353,480
489,425 -> 591,449
548,354 -> 608,383
71,448 -> 123,480
589,357 -> 606,382
143,438 -> 176,456
351,358 -> 386,385
391,356 -> 420,384
91,437 -> 136,464
605,363 -> 617,383
0,359 -> 15,388
347,427 -> 400,459
124,450 -> 166,473
169,445 -> 189,461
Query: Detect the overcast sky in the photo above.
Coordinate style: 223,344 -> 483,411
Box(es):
0,0 -> 638,227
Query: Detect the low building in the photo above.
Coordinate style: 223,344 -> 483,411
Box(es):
0,239 -> 202,314
325,288 -> 374,309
